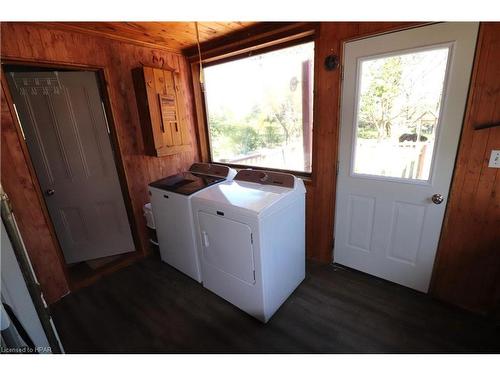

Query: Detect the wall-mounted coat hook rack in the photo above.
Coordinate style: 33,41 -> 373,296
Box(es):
473,121 -> 500,130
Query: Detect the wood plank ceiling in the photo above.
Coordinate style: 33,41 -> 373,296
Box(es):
45,22 -> 257,52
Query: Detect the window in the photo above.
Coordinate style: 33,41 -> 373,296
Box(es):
352,46 -> 450,181
203,41 -> 314,173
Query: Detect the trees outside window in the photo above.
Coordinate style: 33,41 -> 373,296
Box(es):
204,42 -> 314,173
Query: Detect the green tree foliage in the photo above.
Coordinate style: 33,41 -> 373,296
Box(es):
357,51 -> 447,142
207,55 -> 317,161
358,56 -> 403,140
263,125 -> 285,148
208,87 -> 302,159
264,92 -> 301,146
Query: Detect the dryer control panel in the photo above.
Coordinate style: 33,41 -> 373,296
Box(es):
189,163 -> 230,177
234,169 -> 295,188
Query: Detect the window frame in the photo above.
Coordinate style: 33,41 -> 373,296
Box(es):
197,33 -> 317,178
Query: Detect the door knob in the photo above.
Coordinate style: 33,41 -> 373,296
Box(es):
431,193 -> 444,204
46,189 -> 55,196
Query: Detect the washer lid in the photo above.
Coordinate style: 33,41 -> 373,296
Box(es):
149,172 -> 225,196
193,180 -> 295,215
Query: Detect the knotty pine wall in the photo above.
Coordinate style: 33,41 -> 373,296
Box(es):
431,22 -> 500,317
1,23 -> 200,303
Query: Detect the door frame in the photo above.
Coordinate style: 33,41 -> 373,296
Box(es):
1,57 -> 143,291
331,22 -> 477,290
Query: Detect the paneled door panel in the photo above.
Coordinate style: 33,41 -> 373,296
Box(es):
7,70 -> 135,264
346,194 -> 375,252
334,23 -> 479,292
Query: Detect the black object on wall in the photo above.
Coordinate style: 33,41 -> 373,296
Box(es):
324,54 -> 339,71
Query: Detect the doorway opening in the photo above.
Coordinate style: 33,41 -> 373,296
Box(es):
3,63 -> 141,292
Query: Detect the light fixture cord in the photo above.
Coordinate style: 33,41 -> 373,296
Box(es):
195,22 -> 205,92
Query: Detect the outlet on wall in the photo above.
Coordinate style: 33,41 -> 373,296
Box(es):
488,150 -> 500,168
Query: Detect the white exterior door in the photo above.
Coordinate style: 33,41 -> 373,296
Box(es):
334,23 -> 479,292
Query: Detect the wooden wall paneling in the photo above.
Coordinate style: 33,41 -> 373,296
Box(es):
190,63 -> 210,162
38,22 -> 257,53
174,64 -> 195,152
176,54 -> 199,163
1,23 -> 200,303
307,23 -> 356,261
304,180 -> 315,261
476,129 -> 500,312
186,23 -> 316,64
431,22 -> 500,317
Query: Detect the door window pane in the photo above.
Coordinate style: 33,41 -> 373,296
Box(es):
353,47 -> 449,180
204,42 -> 314,173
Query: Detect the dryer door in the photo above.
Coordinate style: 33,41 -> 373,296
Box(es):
198,212 -> 255,285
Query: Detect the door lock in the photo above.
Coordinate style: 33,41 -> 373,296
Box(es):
431,193 -> 444,204
46,189 -> 55,196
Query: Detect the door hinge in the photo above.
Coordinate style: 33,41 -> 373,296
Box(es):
1,189 -> 14,214
331,237 -> 336,262
101,101 -> 111,134
253,270 -> 256,280
336,160 -> 340,176
250,233 -> 253,244
12,103 -> 26,141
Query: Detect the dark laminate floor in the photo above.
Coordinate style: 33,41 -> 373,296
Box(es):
51,256 -> 500,353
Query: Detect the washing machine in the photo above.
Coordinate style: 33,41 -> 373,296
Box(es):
191,169 -> 306,322
149,163 -> 236,282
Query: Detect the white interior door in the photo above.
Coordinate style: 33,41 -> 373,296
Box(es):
334,23 -> 479,292
7,71 -> 135,264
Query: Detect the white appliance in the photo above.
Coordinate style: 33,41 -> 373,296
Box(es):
1,220 -> 61,352
149,163 -> 236,282
191,169 -> 306,322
